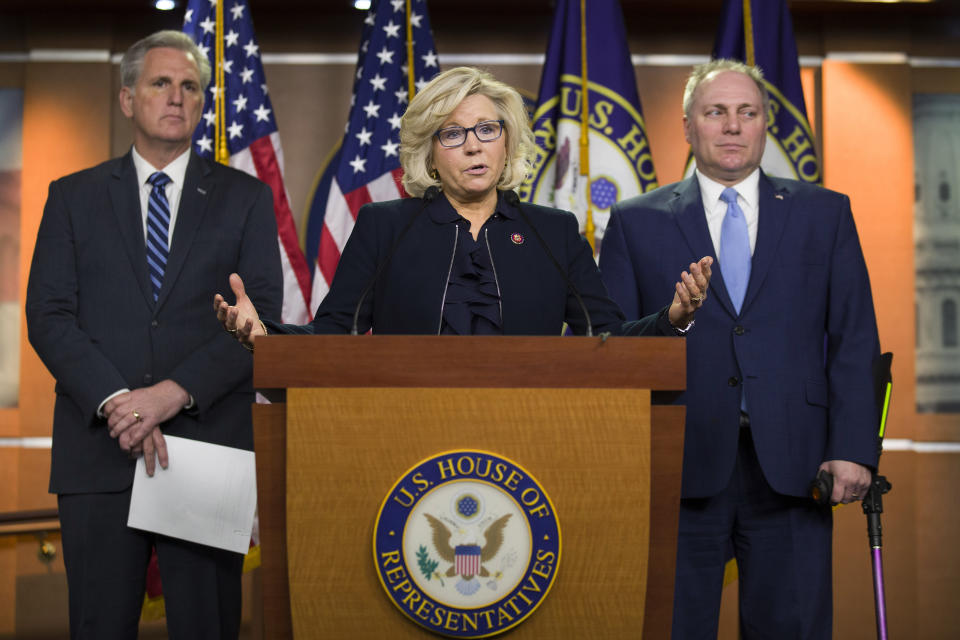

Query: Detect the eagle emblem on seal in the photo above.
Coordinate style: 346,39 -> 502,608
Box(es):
424,513 -> 512,595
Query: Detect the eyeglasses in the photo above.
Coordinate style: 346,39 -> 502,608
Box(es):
434,120 -> 505,148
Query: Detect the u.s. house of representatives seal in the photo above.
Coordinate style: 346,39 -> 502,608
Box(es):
373,450 -> 561,638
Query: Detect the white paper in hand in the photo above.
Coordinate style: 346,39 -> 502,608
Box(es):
127,435 -> 257,554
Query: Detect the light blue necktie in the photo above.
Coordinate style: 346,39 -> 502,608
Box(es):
146,171 -> 172,301
719,187 -> 751,314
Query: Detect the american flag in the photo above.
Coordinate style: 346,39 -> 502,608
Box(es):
183,0 -> 313,323
305,0 -> 439,311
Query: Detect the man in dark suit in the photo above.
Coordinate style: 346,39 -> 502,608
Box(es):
599,59 -> 880,639
25,30 -> 281,639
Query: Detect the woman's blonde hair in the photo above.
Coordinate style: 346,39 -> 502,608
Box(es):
400,67 -> 534,198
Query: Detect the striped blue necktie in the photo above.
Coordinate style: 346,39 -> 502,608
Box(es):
146,171 -> 172,301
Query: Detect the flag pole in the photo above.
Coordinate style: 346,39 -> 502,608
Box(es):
406,0 -> 415,100
742,0 -> 755,66
579,0 -> 594,252
214,0 -> 228,164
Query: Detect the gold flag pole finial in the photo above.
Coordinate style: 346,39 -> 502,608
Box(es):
579,0 -> 594,253
406,0 -> 416,100
214,0 -> 228,165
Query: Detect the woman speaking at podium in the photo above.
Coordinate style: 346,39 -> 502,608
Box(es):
214,67 -> 711,343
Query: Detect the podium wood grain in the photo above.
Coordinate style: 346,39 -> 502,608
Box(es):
252,403 -> 292,639
287,387 -> 650,638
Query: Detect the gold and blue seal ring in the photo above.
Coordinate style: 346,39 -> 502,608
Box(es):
373,449 -> 561,637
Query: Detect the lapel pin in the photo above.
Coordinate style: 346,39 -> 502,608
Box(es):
197,187 -> 207,195
774,194 -> 784,200
510,232 -> 525,245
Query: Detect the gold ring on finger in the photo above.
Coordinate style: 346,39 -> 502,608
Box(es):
132,410 -> 142,422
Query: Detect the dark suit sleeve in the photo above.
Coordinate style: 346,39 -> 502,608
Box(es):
823,195 -> 881,467
309,202 -> 385,334
26,180 -> 129,421
167,182 -> 282,414
560,211 -> 626,335
599,205 -> 641,318
262,318 -> 313,335
597,205 -> 674,337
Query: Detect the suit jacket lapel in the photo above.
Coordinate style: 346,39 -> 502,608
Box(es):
108,153 -> 154,306
671,176 -> 739,318
741,173 -> 790,314
156,152 -> 212,310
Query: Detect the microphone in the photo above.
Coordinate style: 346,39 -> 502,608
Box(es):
350,186 -> 440,335
504,191 -> 594,337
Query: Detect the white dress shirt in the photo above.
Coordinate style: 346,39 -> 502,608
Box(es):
695,167 -> 761,258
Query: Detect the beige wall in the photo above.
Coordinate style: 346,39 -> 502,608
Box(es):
1,3 -> 958,638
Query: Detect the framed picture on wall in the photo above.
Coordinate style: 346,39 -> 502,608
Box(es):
914,94 -> 960,414
0,88 -> 23,409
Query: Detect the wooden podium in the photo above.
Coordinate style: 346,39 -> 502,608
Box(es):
252,335 -> 685,639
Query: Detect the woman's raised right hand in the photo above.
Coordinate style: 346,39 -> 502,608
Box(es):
213,273 -> 265,350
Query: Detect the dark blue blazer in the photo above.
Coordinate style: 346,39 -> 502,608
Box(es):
600,173 -> 881,498
26,151 -> 283,494
273,192 -> 672,337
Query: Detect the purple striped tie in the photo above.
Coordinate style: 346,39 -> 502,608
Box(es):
146,171 -> 172,301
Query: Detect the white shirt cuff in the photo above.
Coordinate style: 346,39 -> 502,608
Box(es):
97,388 -> 130,418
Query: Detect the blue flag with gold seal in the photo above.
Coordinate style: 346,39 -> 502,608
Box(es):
699,0 -> 820,184
521,0 -> 657,252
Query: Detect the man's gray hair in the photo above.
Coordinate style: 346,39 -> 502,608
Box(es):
682,59 -> 769,118
120,30 -> 211,92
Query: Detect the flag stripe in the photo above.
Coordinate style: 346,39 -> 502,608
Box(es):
317,224 -> 342,290
344,185 -> 372,219
229,141 -> 310,323
248,135 -> 313,321
310,264 -> 331,315
391,167 -> 407,197
367,170 -> 404,202
321,180 -> 356,253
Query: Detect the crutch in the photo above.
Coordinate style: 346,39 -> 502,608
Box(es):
810,352 -> 893,640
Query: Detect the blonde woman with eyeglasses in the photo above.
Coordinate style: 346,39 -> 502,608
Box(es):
215,67 -> 711,342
